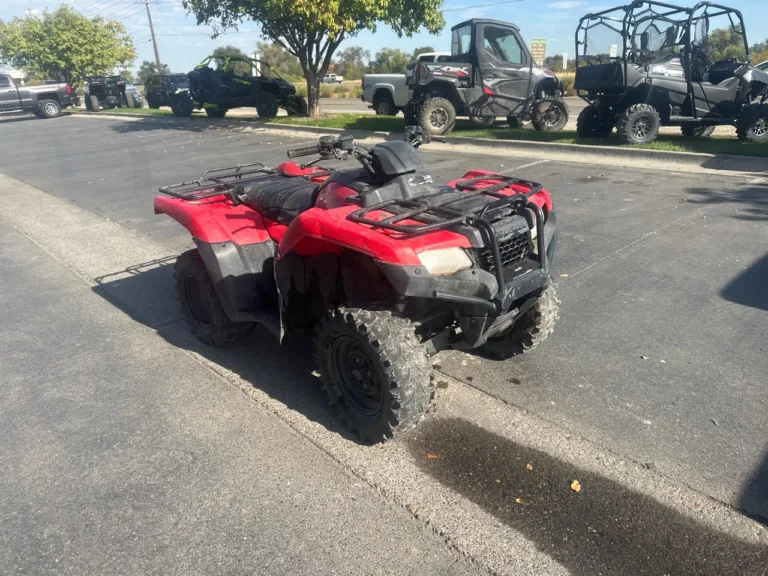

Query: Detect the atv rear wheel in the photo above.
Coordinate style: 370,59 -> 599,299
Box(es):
170,93 -> 193,117
616,103 -> 661,144
418,97 -> 456,136
532,100 -> 568,131
470,115 -> 496,127
256,92 -> 279,118
480,284 -> 560,360
681,124 -> 715,138
736,103 -> 768,142
175,249 -> 255,347
576,105 -> 613,138
314,308 -> 432,444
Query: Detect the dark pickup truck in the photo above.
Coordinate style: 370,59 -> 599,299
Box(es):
0,74 -> 77,119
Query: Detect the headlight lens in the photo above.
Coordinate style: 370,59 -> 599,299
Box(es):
417,248 -> 472,276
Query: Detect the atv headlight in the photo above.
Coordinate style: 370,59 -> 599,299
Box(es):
417,248 -> 472,276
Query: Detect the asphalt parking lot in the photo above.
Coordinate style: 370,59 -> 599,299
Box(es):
1,114 -> 766,573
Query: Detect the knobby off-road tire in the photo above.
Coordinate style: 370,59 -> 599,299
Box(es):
616,103 -> 661,144
681,124 -> 715,138
532,100 -> 568,132
175,250 -> 255,347
736,103 -> 768,142
576,105 -> 613,138
85,96 -> 93,111
256,92 -> 279,118
171,94 -> 193,117
418,97 -> 456,136
286,96 -> 308,117
480,284 -> 560,360
90,95 -> 100,112
469,115 -> 496,127
314,308 -> 433,444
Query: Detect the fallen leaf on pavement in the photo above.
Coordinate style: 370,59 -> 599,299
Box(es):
560,273 -> 569,277
641,355 -> 649,360
571,480 -> 582,492
427,453 -> 439,460
515,498 -> 525,504
495,479 -> 501,483
526,463 -> 533,470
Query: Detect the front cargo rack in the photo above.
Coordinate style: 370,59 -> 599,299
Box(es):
348,174 -> 548,309
158,162 -> 334,201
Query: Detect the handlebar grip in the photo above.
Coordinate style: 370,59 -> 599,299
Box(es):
287,144 -> 322,158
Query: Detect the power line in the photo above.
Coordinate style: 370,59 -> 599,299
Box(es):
443,0 -> 527,11
84,0 -> 127,17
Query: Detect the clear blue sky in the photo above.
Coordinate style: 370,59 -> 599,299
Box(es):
2,0 -> 766,74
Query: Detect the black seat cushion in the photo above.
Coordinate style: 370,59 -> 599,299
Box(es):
240,175 -> 317,225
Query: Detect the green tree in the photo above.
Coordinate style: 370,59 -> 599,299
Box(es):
0,5 -> 135,90
257,41 -> 303,80
706,26 -> 746,61
137,60 -> 171,85
334,45 -> 370,80
368,48 -> 412,74
211,45 -> 252,76
183,0 -> 444,116
412,46 -> 435,58
118,69 -> 137,84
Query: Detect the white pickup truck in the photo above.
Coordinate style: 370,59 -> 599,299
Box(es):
361,52 -> 451,115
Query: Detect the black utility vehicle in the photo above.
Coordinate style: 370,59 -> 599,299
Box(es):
170,54 -> 307,118
144,73 -> 189,109
405,18 -> 568,135
574,1 -> 768,143
84,75 -> 135,111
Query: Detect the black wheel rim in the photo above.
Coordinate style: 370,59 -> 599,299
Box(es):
330,335 -> 383,416
429,108 -> 448,129
542,104 -> 562,127
183,275 -> 212,327
753,116 -> 768,138
632,115 -> 652,139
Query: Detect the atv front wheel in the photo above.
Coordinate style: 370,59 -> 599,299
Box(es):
470,115 -> 496,127
616,103 -> 661,144
576,106 -> 613,138
418,97 -> 456,136
681,124 -> 715,138
314,308 -> 432,444
736,103 -> 768,142
175,250 -> 255,347
170,94 -> 193,117
256,92 -> 279,118
480,284 -> 560,360
532,100 -> 568,131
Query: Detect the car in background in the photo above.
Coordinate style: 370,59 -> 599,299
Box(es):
123,79 -> 143,107
0,73 -> 76,118
144,73 -> 189,109
361,52 -> 451,116
83,75 -> 142,109
322,73 -> 344,83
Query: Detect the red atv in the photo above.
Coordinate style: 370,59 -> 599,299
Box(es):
154,128 -> 559,443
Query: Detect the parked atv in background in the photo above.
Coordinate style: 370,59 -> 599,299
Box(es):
84,75 -> 136,111
170,55 -> 308,119
155,127 -> 559,443
405,18 -> 569,136
574,0 -> 768,144
145,73 -> 189,109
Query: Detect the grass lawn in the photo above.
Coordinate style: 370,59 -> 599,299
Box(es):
74,107 -> 176,116
269,114 -> 768,158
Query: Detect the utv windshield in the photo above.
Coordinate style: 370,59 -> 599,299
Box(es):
169,74 -> 188,86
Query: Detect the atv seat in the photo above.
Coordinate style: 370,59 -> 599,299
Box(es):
240,175 -> 317,225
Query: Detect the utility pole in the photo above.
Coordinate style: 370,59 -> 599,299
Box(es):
140,0 -> 162,72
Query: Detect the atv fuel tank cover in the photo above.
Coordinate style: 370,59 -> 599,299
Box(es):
370,141 -> 426,177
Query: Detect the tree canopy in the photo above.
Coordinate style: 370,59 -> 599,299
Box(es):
0,5 -> 135,90
257,41 -> 303,79
334,45 -> 370,79
183,0 -> 444,115
368,48 -> 412,74
211,45 -> 251,75
412,46 -> 436,58
137,60 -> 171,85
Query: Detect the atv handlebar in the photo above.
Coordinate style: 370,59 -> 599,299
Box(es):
287,144 -> 322,158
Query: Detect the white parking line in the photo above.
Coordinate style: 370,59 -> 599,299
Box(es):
501,159 -> 551,173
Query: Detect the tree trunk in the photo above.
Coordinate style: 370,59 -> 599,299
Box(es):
305,70 -> 321,117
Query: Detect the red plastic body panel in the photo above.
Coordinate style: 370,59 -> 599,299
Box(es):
154,167 -> 553,266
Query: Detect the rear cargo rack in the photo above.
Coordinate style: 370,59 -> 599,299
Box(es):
158,162 -> 334,201
348,174 -> 548,311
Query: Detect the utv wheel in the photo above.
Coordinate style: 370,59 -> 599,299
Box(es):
374,95 -> 396,116
470,115 -> 496,127
175,249 -> 255,347
85,96 -> 93,111
256,92 -> 279,118
314,308 -> 432,444
480,284 -> 560,360
532,100 -> 568,131
507,115 -> 522,129
576,105 -> 613,138
90,95 -> 100,112
736,103 -> 768,142
287,96 -> 308,116
681,124 -> 715,138
616,103 -> 661,144
205,107 -> 227,118
418,97 -> 456,136
37,99 -> 62,119
170,94 -> 193,117
146,97 -> 159,109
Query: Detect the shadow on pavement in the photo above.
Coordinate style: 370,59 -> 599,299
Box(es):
409,417 -> 768,576
721,253 -> 768,311
92,257 -> 360,444
740,449 -> 768,527
107,116 -> 237,134
686,182 -> 768,221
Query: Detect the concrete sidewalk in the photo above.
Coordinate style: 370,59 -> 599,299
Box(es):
0,219 -> 478,575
